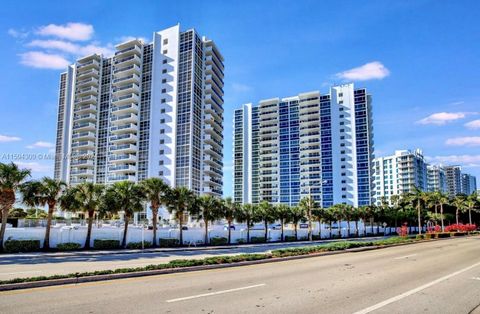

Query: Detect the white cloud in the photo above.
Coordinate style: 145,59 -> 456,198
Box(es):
19,51 -> 70,69
231,83 -> 252,93
26,141 -> 55,149
8,28 -> 29,39
28,39 -> 114,57
15,162 -> 53,174
445,137 -> 480,147
0,134 -> 21,143
427,155 -> 480,168
336,61 -> 390,81
465,119 -> 480,130
36,22 -> 93,41
417,112 -> 467,125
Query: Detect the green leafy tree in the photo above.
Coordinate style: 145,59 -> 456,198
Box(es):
328,204 -> 345,238
165,187 -> 197,246
221,197 -> 238,244
311,207 -> 326,239
9,208 -> 27,218
60,183 -> 105,249
102,181 -> 145,248
21,177 -> 66,250
139,178 -> 170,247
197,195 -> 221,245
236,204 -> 258,243
465,192 -> 478,225
452,194 -> 467,226
0,162 -> 31,252
276,204 -> 290,241
258,201 -> 276,242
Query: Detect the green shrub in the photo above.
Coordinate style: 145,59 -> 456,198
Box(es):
159,238 -> 180,247
56,242 -> 81,251
4,239 -> 40,253
236,238 -> 246,244
415,234 -> 424,240
284,235 -> 297,242
126,241 -> 152,249
250,237 -> 266,243
210,237 -> 228,246
93,239 -> 120,250
424,233 -> 433,239
312,234 -> 321,240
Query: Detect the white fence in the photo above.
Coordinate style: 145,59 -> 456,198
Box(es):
3,221 -> 421,248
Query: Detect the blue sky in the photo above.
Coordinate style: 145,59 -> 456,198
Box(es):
0,0 -> 479,196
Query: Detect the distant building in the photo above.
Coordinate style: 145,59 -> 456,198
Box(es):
427,164 -> 447,193
444,166 -> 462,198
234,83 -> 375,207
373,149 -> 427,204
461,173 -> 477,195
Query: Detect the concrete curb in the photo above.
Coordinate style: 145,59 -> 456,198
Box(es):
1,236 -> 476,292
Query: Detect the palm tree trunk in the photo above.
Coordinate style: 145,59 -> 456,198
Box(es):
355,221 -> 359,237
122,216 -> 129,248
308,209 -> 312,241
294,222 -> 298,241
329,221 -> 333,238
227,220 -> 232,244
347,220 -> 351,237
85,210 -> 94,249
417,201 -> 422,235
468,208 -> 472,225
246,218 -> 250,243
44,204 -> 54,250
152,208 -> 158,247
179,215 -> 183,246
281,218 -> 284,242
440,204 -> 445,232
456,209 -> 459,226
318,220 -> 322,239
204,219 -> 209,245
0,208 -> 9,252
434,205 -> 438,226
338,220 -> 342,238
264,220 -> 268,242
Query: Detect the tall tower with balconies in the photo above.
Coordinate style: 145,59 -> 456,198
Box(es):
54,25 -> 225,210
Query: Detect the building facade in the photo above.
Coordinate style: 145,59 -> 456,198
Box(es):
427,164 -> 447,193
234,83 -> 375,208
54,25 -> 225,202
373,149 -> 428,204
444,166 -> 462,198
461,173 -> 477,195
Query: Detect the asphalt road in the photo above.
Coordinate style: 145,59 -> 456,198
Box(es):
0,237 -> 384,280
1,236 -> 480,313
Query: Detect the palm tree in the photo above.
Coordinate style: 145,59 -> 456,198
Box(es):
276,204 -> 290,241
165,187 -> 196,246
465,192 -> 478,225
139,178 -> 170,247
289,206 -> 305,241
60,182 -> 105,249
258,201 -> 276,242
356,206 -> 369,237
410,187 -> 430,235
221,197 -> 237,244
438,192 -> 449,232
21,177 -> 66,250
311,207 -> 326,239
102,181 -> 145,248
328,204 -> 345,238
0,163 -> 31,252
452,194 -> 467,226
197,195 -> 221,245
299,196 -> 317,241
236,203 -> 258,243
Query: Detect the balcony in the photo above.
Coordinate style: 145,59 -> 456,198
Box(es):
73,122 -> 96,132
76,86 -> 98,97
72,131 -> 96,141
110,123 -> 138,134
77,68 -> 99,79
108,164 -> 137,173
204,146 -> 222,160
76,77 -> 99,88
111,103 -> 138,115
70,168 -> 94,176
110,113 -> 138,124
203,164 -> 222,176
114,64 -> 141,76
71,141 -> 95,149
70,159 -> 94,167
77,59 -> 100,70
107,175 -> 136,182
110,133 -> 138,144
112,83 -> 140,96
70,178 -> 94,185
74,104 -> 96,114
74,95 -> 97,106
114,54 -> 141,67
73,113 -> 96,123
109,154 -> 137,163
111,93 -> 140,105
112,74 -> 141,86
204,124 -> 222,141
204,94 -> 222,112
115,44 -> 142,57
110,144 -> 137,153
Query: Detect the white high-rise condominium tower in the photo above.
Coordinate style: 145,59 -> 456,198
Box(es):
234,83 -> 375,208
54,25 -> 224,199
372,149 -> 428,204
427,164 -> 447,193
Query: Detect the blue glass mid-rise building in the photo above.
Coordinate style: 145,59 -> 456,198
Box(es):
234,83 -> 375,207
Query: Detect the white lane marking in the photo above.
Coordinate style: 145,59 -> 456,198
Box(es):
393,254 -> 418,260
0,271 -> 42,275
166,283 -> 266,303
353,261 -> 480,314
